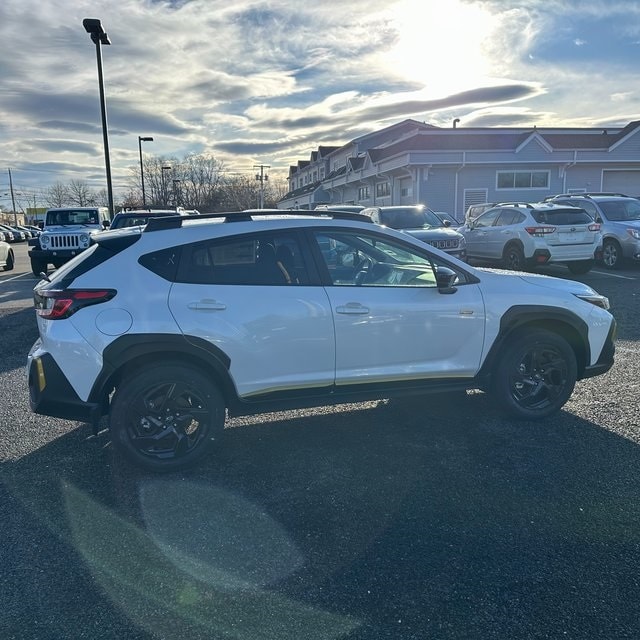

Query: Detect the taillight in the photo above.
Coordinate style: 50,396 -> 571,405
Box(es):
588,223 -> 601,232
34,289 -> 116,320
525,226 -> 556,237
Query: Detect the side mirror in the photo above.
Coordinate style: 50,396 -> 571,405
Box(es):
103,220 -> 110,228
435,266 -> 458,294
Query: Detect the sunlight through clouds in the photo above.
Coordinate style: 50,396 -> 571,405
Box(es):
384,0 -> 498,95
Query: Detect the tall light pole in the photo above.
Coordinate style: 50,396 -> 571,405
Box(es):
82,18 -> 114,218
138,136 -> 153,208
161,166 -> 171,207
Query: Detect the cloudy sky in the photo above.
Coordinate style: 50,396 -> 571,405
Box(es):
1,0 -> 640,204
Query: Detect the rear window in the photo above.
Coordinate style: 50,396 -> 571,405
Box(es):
530,208 -> 593,225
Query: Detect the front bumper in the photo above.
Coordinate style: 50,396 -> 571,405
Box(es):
580,318 -> 616,380
29,247 -> 84,260
27,347 -> 102,424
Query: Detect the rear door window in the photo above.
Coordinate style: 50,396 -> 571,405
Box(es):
531,208 -> 593,225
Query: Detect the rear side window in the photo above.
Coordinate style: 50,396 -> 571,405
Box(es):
531,208 -> 593,225
495,210 -> 524,226
138,246 -> 182,281
176,232 -> 310,286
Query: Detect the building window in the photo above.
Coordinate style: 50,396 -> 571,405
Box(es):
497,171 -> 549,189
400,186 -> 412,197
376,182 -> 390,197
358,186 -> 370,200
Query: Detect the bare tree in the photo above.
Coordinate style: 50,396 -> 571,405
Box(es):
67,180 -> 93,206
43,182 -> 70,207
220,174 -> 262,211
264,176 -> 289,208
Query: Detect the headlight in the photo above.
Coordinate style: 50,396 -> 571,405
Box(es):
574,293 -> 610,310
627,228 -> 640,240
457,235 -> 466,248
78,234 -> 90,248
40,235 -> 50,246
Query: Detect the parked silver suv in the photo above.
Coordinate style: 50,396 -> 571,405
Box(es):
545,193 -> 640,269
458,202 -> 602,273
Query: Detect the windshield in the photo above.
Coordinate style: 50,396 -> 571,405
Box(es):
380,208 -> 444,229
598,199 -> 640,221
46,209 -> 100,225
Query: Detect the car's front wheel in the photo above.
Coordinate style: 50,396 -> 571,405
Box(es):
602,239 -> 623,269
110,363 -> 225,472
490,329 -> 577,420
30,257 -> 47,277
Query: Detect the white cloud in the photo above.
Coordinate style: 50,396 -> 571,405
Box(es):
1,0 -> 640,199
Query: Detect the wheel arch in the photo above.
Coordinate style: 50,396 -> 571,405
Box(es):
479,306 -> 590,381
89,334 -> 238,414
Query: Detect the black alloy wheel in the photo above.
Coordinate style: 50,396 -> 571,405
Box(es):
491,329 -> 577,419
110,364 -> 225,471
502,244 -> 525,271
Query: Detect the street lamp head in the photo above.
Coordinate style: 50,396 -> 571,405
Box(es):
83,18 -> 111,45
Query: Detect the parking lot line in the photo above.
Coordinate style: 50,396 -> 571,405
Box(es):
0,272 -> 34,284
590,270 -> 637,280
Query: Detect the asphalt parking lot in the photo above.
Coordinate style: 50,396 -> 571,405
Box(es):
1,242 -> 640,639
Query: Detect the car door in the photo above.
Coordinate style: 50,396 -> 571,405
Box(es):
490,209 -> 525,258
309,229 -> 486,385
462,208 -> 502,259
167,230 -> 336,398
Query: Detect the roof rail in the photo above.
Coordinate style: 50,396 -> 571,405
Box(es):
547,192 -> 629,200
496,202 -> 535,208
144,209 -> 374,233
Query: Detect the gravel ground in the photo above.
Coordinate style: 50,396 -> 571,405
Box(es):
1,245 -> 640,639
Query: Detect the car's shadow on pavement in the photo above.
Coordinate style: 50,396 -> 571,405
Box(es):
2,392 -> 640,639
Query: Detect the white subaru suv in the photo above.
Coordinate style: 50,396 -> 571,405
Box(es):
27,210 -> 616,471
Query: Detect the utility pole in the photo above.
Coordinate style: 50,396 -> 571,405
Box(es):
8,168 -> 17,225
254,164 -> 270,209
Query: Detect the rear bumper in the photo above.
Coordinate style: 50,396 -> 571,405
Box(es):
27,348 -> 102,424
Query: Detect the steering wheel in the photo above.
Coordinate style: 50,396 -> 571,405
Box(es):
355,256 -> 373,285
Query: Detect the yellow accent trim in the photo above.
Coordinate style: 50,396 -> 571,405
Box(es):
36,358 -> 46,392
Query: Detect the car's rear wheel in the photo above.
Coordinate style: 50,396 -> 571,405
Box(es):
2,249 -> 14,271
490,329 -> 577,420
110,363 -> 225,472
502,244 -> 525,271
602,239 -> 623,269
567,259 -> 593,275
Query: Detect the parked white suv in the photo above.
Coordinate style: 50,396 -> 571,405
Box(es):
28,206 -> 110,276
459,202 -> 602,273
27,210 -> 615,471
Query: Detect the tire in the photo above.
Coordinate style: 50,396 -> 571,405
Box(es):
2,250 -> 14,271
30,257 -> 47,277
502,244 -> 526,271
601,239 -> 623,269
110,363 -> 225,472
567,259 -> 593,275
490,329 -> 577,420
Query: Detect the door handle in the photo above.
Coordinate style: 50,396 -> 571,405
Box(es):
187,299 -> 227,311
336,303 -> 370,315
